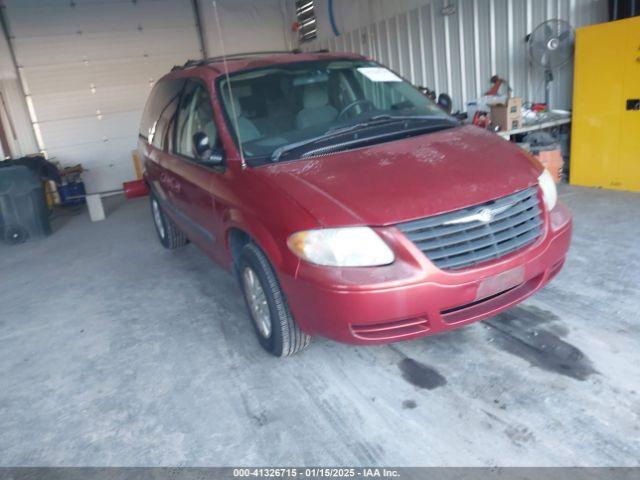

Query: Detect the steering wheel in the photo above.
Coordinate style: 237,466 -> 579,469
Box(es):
336,99 -> 374,121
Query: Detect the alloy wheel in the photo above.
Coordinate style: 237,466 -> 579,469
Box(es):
242,266 -> 272,338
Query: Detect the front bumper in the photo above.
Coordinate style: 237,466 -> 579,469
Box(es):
280,202 -> 572,344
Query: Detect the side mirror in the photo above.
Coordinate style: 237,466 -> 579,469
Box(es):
192,132 -> 224,166
437,93 -> 453,114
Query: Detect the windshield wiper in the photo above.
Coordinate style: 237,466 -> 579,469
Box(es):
325,114 -> 459,135
299,123 -> 457,159
270,130 -> 350,163
371,114 -> 459,122
270,115 -> 459,163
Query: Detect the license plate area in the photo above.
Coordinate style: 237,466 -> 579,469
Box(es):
476,266 -> 525,301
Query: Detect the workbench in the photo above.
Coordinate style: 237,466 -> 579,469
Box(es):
497,111 -> 571,139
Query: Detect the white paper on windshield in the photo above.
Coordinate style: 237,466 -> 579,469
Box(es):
357,67 -> 402,82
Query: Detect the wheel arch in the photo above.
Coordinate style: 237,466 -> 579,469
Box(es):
225,215 -> 285,275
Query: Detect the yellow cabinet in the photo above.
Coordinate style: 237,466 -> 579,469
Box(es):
570,16 -> 640,192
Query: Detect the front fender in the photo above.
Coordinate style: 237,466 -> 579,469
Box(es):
224,208 -> 289,272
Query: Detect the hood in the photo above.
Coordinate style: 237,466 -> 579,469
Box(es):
256,125 -> 543,227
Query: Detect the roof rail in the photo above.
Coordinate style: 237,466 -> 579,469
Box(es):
171,49 -> 333,71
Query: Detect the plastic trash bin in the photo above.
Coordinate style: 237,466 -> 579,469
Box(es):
0,165 -> 51,244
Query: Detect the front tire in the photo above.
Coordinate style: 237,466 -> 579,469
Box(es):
150,194 -> 188,249
239,243 -> 311,357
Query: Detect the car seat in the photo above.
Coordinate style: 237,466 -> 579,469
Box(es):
295,83 -> 338,130
229,96 -> 261,143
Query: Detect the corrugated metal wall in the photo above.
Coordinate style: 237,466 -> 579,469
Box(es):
0,0 -> 610,190
303,0 -> 609,112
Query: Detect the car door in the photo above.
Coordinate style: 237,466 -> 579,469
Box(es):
138,78 -> 184,204
162,79 -> 226,260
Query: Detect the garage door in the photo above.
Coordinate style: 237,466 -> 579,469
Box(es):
4,0 -> 201,192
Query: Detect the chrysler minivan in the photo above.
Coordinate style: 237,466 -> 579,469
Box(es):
139,51 -> 572,356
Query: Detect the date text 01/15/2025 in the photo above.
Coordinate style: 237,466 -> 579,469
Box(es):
232,468 -> 400,478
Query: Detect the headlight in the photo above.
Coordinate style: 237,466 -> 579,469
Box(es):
538,169 -> 557,211
287,227 -> 395,267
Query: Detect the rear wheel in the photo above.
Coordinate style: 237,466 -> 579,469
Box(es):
150,194 -> 188,249
239,242 -> 311,357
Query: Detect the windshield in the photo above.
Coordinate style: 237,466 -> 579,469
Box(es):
218,59 -> 455,165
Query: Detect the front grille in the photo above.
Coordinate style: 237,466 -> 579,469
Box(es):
396,186 -> 543,270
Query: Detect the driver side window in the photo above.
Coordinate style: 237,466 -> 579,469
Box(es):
175,80 -> 218,160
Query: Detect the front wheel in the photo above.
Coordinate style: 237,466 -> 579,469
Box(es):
239,243 -> 311,357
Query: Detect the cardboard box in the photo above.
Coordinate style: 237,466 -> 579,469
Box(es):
490,97 -> 522,132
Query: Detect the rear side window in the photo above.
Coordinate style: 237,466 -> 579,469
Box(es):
174,80 -> 218,159
139,78 -> 185,150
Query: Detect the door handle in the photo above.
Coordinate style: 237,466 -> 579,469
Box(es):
627,99 -> 640,111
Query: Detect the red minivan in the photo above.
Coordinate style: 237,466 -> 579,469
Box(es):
139,51 -> 572,356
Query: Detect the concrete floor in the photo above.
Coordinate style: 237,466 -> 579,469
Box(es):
0,186 -> 639,466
